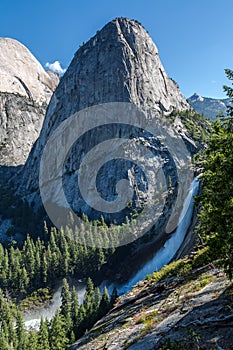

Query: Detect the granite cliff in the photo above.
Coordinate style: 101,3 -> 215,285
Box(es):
17,17 -> 191,212
0,38 -> 59,166
0,18 -> 212,277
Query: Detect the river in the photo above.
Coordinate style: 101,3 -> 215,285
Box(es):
24,282 -> 86,330
24,177 -> 199,330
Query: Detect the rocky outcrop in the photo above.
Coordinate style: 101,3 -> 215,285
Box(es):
17,18 -> 191,215
0,38 -> 58,105
188,93 -> 231,120
0,92 -> 46,167
69,264 -> 233,350
0,38 -> 59,166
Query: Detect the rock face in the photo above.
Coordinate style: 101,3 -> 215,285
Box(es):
188,93 -> 231,120
69,265 -> 233,350
0,92 -> 46,167
0,38 -> 58,105
0,38 -> 59,166
18,18 -> 190,212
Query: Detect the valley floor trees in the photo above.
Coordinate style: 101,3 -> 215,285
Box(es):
0,225 -> 118,349
0,276 -> 117,350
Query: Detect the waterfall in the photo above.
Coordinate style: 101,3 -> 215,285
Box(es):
100,176 -> 199,295
24,177 -> 199,330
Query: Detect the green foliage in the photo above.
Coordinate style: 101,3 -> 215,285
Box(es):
192,246 -> 211,267
15,311 -> 28,350
136,310 -> 159,324
147,247 -> 211,283
70,286 -> 81,337
0,226 -> 113,297
167,109 -> 212,144
98,286 -> 110,319
147,259 -> 190,282
19,288 -> 52,311
28,331 -> 38,350
0,289 -> 17,349
197,69 -> 233,279
0,219 -> 119,349
49,311 -> 69,350
60,278 -> 72,332
0,276 -> 114,350
223,69 -> 233,102
37,319 -> 50,350
110,287 -> 118,307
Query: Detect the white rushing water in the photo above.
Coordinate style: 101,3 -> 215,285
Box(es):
100,176 -> 199,295
24,177 -> 199,330
24,282 -> 86,330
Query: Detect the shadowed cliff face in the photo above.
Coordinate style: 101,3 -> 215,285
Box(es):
0,38 -> 59,166
0,92 -> 48,167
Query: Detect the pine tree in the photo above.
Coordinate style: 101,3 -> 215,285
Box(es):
71,286 -> 80,335
93,287 -> 102,311
50,228 -> 58,254
15,310 -> 28,350
34,249 -> 42,288
198,68 -> 233,279
70,330 -> 76,344
98,286 -> 110,318
24,235 -> 35,279
78,304 -> 86,322
18,267 -> 29,294
84,277 -> 94,310
60,231 -> 70,275
0,323 -> 9,350
10,247 -> 20,290
110,287 -> 118,307
0,244 -> 4,266
5,305 -> 16,349
97,247 -> 105,265
27,331 -> 38,350
42,255 -> 48,284
49,311 -> 68,350
83,277 -> 95,329
60,278 -> 72,332
37,318 -> 50,350
76,304 -> 86,336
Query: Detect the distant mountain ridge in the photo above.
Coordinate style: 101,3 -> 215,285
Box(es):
188,93 -> 231,120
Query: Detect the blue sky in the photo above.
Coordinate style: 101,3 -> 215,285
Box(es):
1,0 -> 232,98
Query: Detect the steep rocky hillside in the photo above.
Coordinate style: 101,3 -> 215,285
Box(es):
70,252 -> 233,350
0,38 -> 59,166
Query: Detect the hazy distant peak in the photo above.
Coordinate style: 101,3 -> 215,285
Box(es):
188,93 -> 231,120
189,93 -> 204,102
